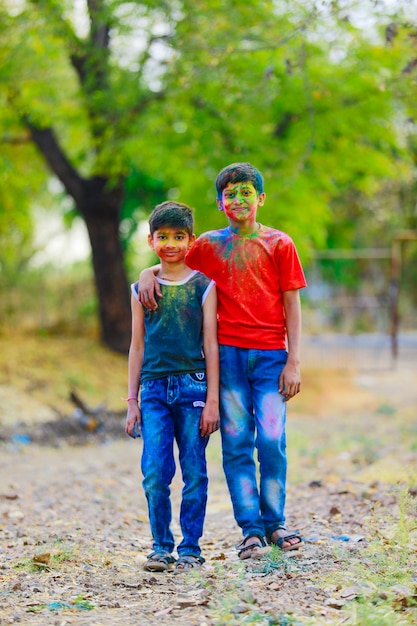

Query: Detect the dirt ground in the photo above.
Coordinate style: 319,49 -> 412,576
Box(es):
0,337 -> 416,625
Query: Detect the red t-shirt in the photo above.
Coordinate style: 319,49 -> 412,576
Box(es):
185,224 -> 307,349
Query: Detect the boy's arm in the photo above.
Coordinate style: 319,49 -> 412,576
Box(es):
200,286 -> 220,437
125,295 -> 145,438
138,264 -> 162,310
279,289 -> 302,402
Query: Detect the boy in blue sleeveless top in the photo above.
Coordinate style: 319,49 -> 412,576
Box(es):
125,201 -> 219,573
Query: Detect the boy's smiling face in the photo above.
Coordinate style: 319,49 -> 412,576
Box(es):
217,181 -> 265,226
148,227 -> 195,263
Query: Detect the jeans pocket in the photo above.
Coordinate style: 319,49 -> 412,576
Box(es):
189,372 -> 206,383
140,378 -> 159,397
183,373 -> 207,398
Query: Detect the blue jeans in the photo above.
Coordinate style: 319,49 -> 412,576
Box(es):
140,373 -> 208,557
219,345 -> 288,539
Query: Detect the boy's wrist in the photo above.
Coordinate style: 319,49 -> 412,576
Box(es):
205,396 -> 219,406
286,353 -> 300,365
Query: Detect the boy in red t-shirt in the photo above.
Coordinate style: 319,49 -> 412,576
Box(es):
139,163 -> 307,559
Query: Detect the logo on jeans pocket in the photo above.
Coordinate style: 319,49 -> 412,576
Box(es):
191,372 -> 206,382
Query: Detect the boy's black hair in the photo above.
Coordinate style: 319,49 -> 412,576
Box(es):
149,201 -> 194,236
215,162 -> 264,199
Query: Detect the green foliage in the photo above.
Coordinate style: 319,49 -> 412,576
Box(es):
0,0 -> 416,297
125,0 -> 417,262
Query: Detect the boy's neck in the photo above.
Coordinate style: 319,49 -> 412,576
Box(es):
157,261 -> 193,281
229,219 -> 261,236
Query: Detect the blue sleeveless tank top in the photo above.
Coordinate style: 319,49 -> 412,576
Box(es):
131,270 -> 215,382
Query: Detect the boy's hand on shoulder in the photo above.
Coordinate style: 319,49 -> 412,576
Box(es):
138,268 -> 162,310
279,360 -> 301,402
200,401 -> 220,437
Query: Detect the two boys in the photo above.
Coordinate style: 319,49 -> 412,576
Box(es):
129,162 -> 307,568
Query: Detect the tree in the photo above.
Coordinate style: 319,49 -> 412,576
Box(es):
1,0 -> 416,350
1,0 -> 175,351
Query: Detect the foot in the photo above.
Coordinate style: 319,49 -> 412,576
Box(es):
268,527 -> 303,551
174,555 -> 204,573
236,535 -> 267,560
144,551 -> 176,572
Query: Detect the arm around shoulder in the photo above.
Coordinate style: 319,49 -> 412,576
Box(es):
138,264 -> 162,310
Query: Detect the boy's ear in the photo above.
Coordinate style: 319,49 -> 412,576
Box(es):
216,198 -> 224,211
258,192 -> 266,207
188,233 -> 196,248
147,234 -> 154,249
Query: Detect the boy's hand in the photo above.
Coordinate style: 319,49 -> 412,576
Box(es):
138,269 -> 162,310
125,404 -> 142,439
199,402 -> 220,437
279,361 -> 301,402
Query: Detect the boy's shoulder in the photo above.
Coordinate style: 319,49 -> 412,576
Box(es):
258,223 -> 286,235
157,270 -> 212,287
197,227 -> 230,242
259,224 -> 294,248
186,270 -> 213,287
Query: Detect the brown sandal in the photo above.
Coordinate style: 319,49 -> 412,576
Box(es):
236,535 -> 267,560
267,527 -> 304,551
144,551 -> 176,572
174,554 -> 204,573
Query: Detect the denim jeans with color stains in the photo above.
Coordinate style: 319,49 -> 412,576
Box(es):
219,345 -> 288,540
140,373 -> 208,557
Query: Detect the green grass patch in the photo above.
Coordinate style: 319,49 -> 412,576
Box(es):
316,486 -> 417,625
13,542 -> 79,573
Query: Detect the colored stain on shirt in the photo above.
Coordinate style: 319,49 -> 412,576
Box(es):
186,225 -> 306,349
131,272 -> 214,381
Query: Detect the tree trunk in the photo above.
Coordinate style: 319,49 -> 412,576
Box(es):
80,178 -> 131,354
26,126 -> 132,352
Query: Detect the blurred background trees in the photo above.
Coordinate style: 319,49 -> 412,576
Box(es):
0,0 -> 416,351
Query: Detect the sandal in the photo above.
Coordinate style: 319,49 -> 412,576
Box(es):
144,550 -> 176,572
267,526 -> 304,552
236,535 -> 267,560
174,554 -> 204,573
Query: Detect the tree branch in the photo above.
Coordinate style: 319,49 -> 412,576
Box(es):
25,122 -> 86,205
87,0 -> 110,51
